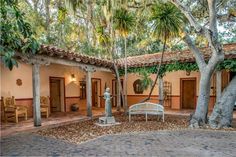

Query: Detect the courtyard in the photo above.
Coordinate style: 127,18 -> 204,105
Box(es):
1,0 -> 236,156
1,113 -> 236,156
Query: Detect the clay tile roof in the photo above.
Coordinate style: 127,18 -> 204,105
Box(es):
39,45 -> 113,69
38,43 -> 236,69
117,43 -> 236,68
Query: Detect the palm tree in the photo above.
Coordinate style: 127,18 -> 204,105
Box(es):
113,7 -> 135,113
142,2 -> 185,104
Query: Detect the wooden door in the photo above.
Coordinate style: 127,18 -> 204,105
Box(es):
50,79 -> 61,112
181,78 -> 196,109
92,81 -> 98,107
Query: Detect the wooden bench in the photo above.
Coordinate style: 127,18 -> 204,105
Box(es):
129,102 -> 164,122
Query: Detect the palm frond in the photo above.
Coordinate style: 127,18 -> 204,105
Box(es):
149,2 -> 185,41
113,8 -> 135,37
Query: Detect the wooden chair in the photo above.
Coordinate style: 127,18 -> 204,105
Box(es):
40,96 -> 50,118
2,96 -> 28,123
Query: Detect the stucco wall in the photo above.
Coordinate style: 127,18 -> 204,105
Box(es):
1,62 -> 115,117
1,61 -> 226,118
124,70 -> 218,110
1,62 -> 114,98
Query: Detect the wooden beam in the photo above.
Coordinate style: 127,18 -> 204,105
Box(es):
32,63 -> 41,126
216,70 -> 222,101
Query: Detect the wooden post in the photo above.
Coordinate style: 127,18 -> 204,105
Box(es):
85,67 -> 94,117
32,63 -> 41,126
158,77 -> 164,105
216,70 -> 222,101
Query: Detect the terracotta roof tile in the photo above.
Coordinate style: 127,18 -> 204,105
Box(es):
38,43 -> 236,69
39,45 -> 114,69
117,43 -> 236,68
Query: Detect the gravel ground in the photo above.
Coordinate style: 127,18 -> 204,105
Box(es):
37,113 -> 236,144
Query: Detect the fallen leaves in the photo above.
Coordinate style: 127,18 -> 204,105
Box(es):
37,113 -> 235,144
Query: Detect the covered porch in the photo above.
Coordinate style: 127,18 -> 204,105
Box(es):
1,45 -> 115,127
0,107 -> 117,137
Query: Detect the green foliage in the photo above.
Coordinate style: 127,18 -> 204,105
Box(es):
217,59 -> 236,72
79,41 -> 107,58
0,0 -> 39,70
150,2 -> 185,41
96,26 -> 110,46
113,8 -> 135,37
138,68 -> 153,91
58,7 -> 67,24
119,59 -> 236,77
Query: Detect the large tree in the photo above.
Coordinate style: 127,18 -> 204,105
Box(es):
209,75 -> 236,128
113,7 -> 135,113
168,0 -> 235,127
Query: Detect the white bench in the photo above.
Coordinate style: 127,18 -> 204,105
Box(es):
129,102 -> 164,122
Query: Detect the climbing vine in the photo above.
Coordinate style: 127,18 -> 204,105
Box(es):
119,59 -> 236,76
217,59 -> 236,72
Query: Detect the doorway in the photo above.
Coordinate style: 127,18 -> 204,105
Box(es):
49,77 -> 65,112
112,79 -> 123,107
180,78 -> 196,109
92,78 -> 101,108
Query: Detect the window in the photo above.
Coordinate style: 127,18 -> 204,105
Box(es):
133,79 -> 144,94
80,81 -> 86,99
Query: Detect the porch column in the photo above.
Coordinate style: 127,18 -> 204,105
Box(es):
216,70 -> 222,101
85,67 -> 95,117
158,77 -> 164,105
32,63 -> 41,126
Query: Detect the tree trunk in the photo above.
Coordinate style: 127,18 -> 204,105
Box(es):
106,0 -> 124,112
113,63 -> 125,111
190,69 -> 212,128
209,75 -> 236,128
86,0 -> 94,45
141,35 -> 166,103
158,77 -> 164,105
45,0 -> 50,40
124,37 -> 128,113
116,77 -> 121,111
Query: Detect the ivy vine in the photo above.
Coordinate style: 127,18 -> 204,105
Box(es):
119,59 -> 236,76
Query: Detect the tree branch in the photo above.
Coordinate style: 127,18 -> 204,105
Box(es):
217,14 -> 236,22
127,3 -> 154,9
207,52 -> 224,72
169,0 -> 205,33
208,0 -> 217,33
183,34 -> 207,71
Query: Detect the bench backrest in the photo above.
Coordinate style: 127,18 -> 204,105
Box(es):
129,102 -> 164,111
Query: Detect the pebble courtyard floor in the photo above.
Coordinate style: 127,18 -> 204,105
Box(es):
1,129 -> 236,156
1,111 -> 236,156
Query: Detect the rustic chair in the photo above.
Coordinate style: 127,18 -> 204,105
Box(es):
40,96 -> 50,118
2,96 -> 28,123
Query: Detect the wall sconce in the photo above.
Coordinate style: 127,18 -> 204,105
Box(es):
71,74 -> 76,82
186,70 -> 191,76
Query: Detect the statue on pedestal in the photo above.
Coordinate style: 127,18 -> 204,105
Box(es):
104,87 -> 112,117
98,87 -> 116,125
